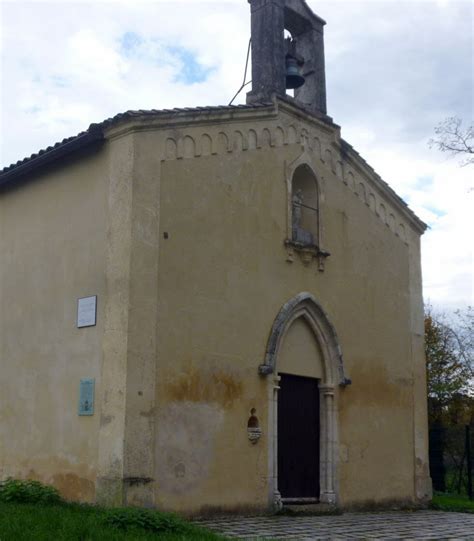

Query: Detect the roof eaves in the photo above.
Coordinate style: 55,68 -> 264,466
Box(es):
0,103 -> 273,185
340,139 -> 428,233
97,103 -> 275,132
0,125 -> 104,188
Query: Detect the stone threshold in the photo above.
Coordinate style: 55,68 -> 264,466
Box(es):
280,502 -> 342,516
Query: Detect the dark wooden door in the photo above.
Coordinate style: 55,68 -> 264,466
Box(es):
278,374 -> 320,499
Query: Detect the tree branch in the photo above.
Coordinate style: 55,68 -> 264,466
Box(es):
429,117 -> 474,167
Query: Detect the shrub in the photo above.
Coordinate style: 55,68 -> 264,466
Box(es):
0,478 -> 62,504
104,507 -> 190,533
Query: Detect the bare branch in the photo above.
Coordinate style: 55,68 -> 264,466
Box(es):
429,116 -> 474,167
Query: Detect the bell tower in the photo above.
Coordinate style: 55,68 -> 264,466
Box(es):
246,0 -> 327,117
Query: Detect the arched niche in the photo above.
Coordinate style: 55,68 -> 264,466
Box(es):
285,155 -> 322,246
291,164 -> 320,246
284,154 -> 330,270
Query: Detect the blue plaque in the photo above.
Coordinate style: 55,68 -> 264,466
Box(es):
78,379 -> 95,416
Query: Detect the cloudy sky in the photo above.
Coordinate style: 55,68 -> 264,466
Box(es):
1,0 -> 472,311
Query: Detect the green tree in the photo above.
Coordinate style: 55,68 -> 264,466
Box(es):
425,306 -> 473,425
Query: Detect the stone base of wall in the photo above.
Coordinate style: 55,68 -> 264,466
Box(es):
339,497 -> 430,513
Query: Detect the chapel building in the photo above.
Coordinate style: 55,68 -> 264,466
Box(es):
0,0 -> 432,513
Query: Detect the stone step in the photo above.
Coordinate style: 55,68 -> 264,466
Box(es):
281,503 -> 341,516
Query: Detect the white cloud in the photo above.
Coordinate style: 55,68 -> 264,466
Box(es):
1,0 -> 472,310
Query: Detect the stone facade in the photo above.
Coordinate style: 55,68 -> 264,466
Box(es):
0,97 -> 431,513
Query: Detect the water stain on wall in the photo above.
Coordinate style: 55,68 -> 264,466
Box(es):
166,362 -> 243,409
155,401 -> 224,494
13,464 -> 96,502
155,362 -> 243,496
52,472 -> 95,501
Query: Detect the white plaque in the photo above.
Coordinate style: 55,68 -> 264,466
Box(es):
77,296 -> 97,328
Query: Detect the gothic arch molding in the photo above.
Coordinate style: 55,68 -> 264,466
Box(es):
258,292 -> 350,387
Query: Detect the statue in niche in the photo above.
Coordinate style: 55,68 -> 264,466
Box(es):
292,189 -> 303,234
292,188 -> 314,245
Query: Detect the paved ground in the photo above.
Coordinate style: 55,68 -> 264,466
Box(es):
197,510 -> 474,540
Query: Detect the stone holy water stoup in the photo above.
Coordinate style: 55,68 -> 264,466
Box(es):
248,426 -> 262,444
247,409 -> 262,444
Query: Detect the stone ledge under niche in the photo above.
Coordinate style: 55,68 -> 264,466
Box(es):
285,239 -> 330,272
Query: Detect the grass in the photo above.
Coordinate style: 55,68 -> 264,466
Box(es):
431,492 -> 474,513
0,479 -> 230,540
0,502 -> 229,541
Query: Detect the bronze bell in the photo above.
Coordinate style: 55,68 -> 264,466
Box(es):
285,56 -> 305,89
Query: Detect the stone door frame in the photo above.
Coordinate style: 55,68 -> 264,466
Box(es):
258,292 -> 350,509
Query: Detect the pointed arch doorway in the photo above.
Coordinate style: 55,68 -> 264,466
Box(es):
258,293 -> 350,508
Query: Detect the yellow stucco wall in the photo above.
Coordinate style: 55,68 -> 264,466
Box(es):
0,100 -> 430,512
0,149 -> 108,501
